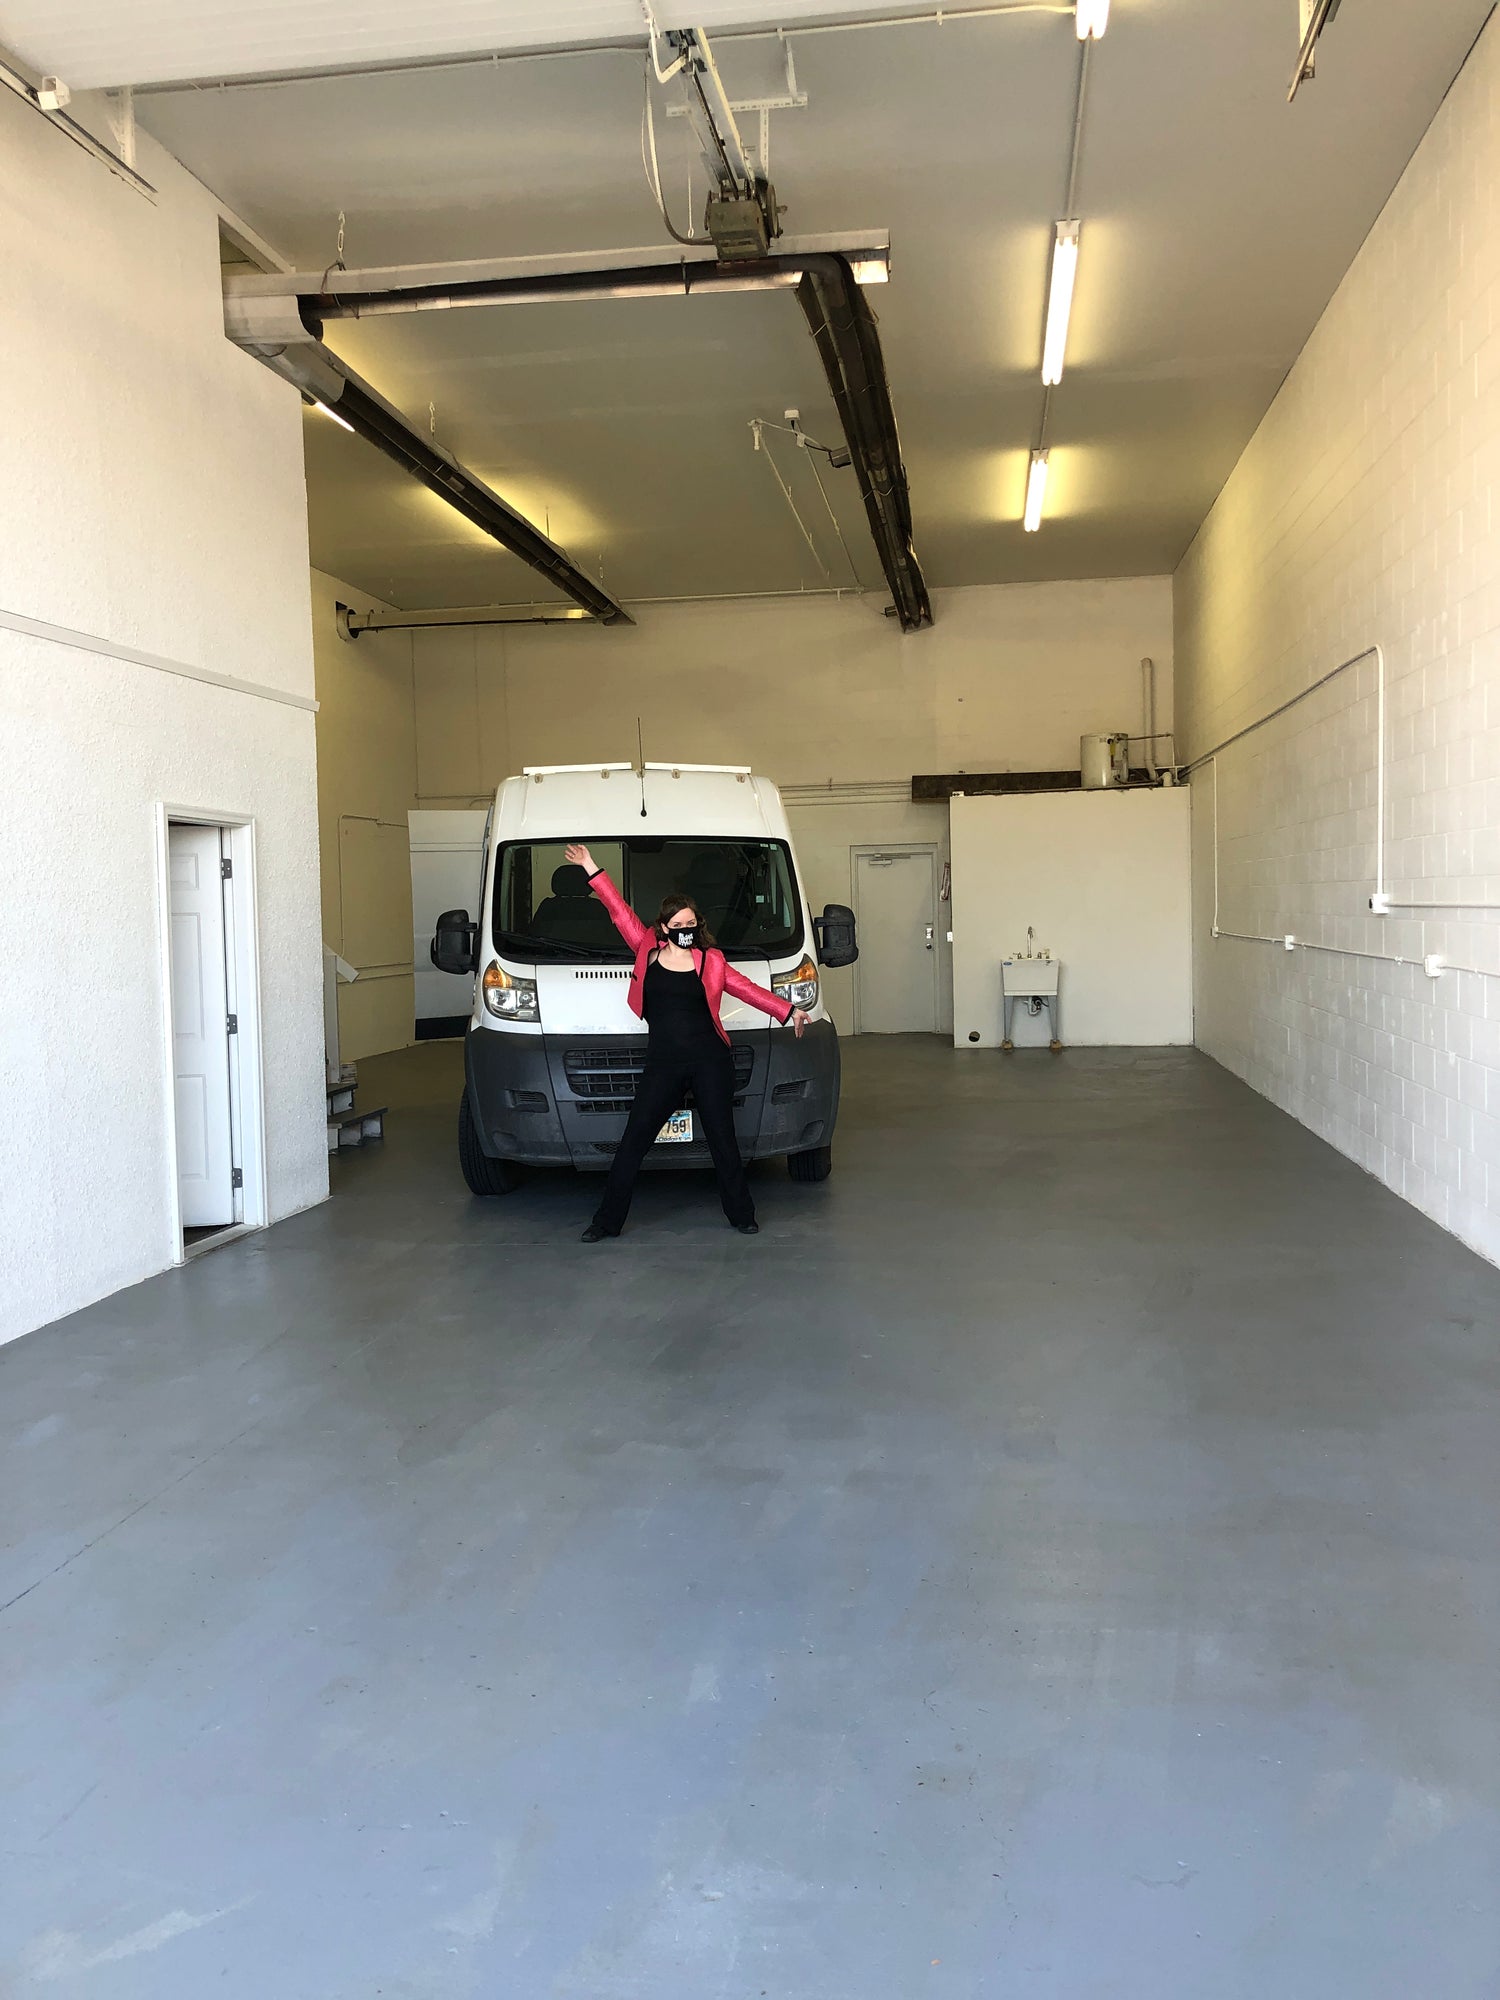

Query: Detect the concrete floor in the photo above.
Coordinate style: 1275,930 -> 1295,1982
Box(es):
4,1039 -> 1499,1998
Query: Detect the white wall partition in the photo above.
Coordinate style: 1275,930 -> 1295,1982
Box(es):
0,93 -> 327,1343
1174,12 -> 1500,1266
949,789 -> 1192,1048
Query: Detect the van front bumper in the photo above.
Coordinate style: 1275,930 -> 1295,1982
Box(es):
464,1020 -> 840,1169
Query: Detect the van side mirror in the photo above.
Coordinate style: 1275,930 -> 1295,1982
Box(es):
813,903 -> 858,969
431,908 -> 478,976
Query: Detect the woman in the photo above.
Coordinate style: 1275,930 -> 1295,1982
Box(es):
563,843 -> 810,1241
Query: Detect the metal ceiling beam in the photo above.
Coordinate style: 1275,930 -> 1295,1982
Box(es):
222,233 -> 889,333
227,321 -> 629,623
223,230 -> 924,632
794,256 -> 931,633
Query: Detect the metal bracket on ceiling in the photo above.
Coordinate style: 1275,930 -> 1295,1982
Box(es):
1288,0 -> 1344,101
665,36 -> 806,180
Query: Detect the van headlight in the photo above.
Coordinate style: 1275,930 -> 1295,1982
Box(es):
481,962 -> 539,1022
772,956 -> 819,1011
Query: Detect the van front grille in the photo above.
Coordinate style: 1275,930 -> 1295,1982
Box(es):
563,1044 -> 754,1113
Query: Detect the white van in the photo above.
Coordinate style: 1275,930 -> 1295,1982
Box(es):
431,761 -> 857,1195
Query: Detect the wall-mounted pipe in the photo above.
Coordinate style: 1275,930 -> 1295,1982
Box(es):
339,601 -> 593,637
0,54 -> 156,197
1140,657 -> 1160,783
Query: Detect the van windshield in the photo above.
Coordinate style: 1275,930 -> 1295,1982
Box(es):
494,838 -> 803,962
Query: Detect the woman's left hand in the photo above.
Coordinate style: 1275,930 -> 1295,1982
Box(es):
791,1009 -> 810,1039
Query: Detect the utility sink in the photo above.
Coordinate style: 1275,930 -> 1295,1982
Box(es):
1001,958 -> 1060,997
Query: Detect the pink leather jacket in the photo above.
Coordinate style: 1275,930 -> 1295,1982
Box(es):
587,869 -> 793,1045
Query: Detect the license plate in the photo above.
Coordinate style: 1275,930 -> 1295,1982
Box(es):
655,1110 -> 693,1144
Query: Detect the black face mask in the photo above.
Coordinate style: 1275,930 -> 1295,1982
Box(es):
667,925 -> 697,949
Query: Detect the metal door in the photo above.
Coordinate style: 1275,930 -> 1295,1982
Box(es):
852,846 -> 940,1033
168,824 -> 235,1227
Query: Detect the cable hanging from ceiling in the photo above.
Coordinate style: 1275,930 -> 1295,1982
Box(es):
1023,0 -> 1107,534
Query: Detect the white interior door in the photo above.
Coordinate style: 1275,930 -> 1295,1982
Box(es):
852,847 -> 939,1033
168,824 -> 235,1227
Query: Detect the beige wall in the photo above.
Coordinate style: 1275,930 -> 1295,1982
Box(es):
405,577 -> 1170,1039
412,578 -> 1174,799
310,571 -> 420,1061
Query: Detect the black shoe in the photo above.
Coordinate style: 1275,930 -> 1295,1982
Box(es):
733,1221 -> 760,1235
581,1223 -> 618,1242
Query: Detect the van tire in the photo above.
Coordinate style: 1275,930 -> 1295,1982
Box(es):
459,1091 -> 523,1195
787,1143 -> 833,1183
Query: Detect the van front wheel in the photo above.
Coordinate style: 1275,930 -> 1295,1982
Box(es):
787,1143 -> 833,1183
459,1091 -> 523,1196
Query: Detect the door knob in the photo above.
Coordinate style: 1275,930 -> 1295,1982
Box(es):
924,923 -> 934,950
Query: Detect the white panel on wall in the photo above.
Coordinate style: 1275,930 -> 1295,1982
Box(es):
410,809 -> 488,1026
949,789 -> 1193,1048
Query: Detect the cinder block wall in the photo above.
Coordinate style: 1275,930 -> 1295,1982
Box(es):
1175,15 -> 1500,1264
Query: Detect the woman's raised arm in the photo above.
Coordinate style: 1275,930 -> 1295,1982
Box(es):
564,843 -> 649,952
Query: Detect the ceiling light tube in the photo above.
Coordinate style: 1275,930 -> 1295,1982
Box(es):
1041,219 -> 1080,387
1023,449 -> 1050,533
312,397 -> 355,433
1076,0 -> 1110,38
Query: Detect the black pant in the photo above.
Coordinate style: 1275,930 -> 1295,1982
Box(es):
593,1040 -> 754,1232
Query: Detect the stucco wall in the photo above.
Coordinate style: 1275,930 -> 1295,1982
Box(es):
0,92 -> 327,1343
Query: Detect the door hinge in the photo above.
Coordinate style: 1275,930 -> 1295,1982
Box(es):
221,857 -> 233,879
231,1167 -> 243,1190
226,1013 -> 238,1035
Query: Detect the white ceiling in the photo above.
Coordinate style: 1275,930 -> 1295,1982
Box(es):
0,0 -> 972,89
12,1 -> 1491,609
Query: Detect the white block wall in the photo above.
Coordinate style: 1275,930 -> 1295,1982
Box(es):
1175,15 -> 1500,1265
0,93 -> 328,1342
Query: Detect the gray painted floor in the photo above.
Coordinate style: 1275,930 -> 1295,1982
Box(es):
4,1039 -> 1499,1998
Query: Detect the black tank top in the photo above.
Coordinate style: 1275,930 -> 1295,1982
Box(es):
642,954 -> 719,1053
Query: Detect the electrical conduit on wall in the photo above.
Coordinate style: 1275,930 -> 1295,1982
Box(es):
1191,642 -> 1500,985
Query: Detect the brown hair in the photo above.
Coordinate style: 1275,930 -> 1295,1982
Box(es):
655,893 -> 716,949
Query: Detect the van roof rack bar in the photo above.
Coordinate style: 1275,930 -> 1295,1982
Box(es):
642,761 -> 753,775
521,762 -> 635,776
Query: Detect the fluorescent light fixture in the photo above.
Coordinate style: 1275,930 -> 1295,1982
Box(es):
1041,220 -> 1080,386
1076,0 -> 1109,37
312,397 -> 355,433
1023,449 -> 1050,532
849,253 -> 890,286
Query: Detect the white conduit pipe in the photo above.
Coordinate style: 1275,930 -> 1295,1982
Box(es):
1199,640 -> 1500,982
1141,656 -> 1159,783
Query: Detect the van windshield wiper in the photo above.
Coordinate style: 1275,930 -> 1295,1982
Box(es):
498,933 -> 626,962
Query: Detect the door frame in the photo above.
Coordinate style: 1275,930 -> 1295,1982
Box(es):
849,842 -> 941,1035
154,804 -> 269,1263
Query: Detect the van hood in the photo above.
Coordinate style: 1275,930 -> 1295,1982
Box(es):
532,960 -> 782,1036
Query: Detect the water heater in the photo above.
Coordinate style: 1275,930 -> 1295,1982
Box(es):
1080,732 -> 1130,790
